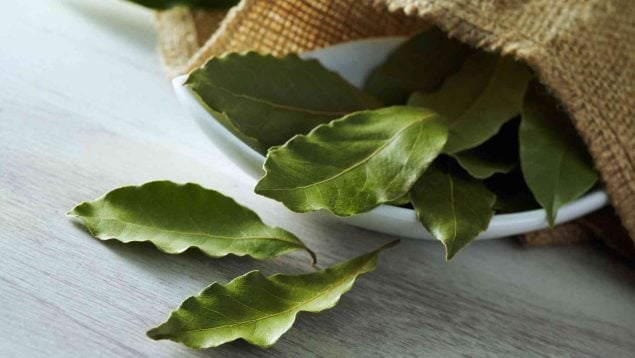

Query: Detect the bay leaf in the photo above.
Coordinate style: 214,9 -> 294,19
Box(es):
255,106 -> 448,216
519,84 -> 598,225
408,52 -> 531,153
486,169 -> 540,213
387,194 -> 411,207
123,0 -> 238,10
451,150 -> 516,179
450,118 -> 520,179
187,53 -> 381,149
364,28 -> 472,105
68,181 -> 315,262
147,240 -> 399,348
409,162 -> 496,259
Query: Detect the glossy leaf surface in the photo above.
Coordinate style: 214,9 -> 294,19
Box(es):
364,28 -> 471,105
147,240 -> 398,348
410,163 -> 495,259
255,106 -> 449,216
408,52 -> 531,153
69,181 -> 314,262
520,86 -> 598,225
187,53 -> 381,149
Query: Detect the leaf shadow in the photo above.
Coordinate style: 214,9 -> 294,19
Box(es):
68,219 -> 319,288
69,221 -> 252,284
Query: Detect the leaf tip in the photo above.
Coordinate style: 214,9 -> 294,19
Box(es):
145,328 -> 160,340
442,241 -> 463,261
307,248 -> 318,267
146,323 -> 173,342
379,239 -> 401,252
66,203 -> 84,218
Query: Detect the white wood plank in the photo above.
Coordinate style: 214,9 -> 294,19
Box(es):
1,1 -> 634,356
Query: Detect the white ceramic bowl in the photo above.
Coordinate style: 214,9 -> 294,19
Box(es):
173,37 -> 609,240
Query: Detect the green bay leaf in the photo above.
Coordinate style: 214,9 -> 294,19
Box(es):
187,53 -> 381,149
451,116 -> 519,179
387,194 -> 411,207
364,28 -> 472,105
451,150 -> 516,179
147,240 -> 398,348
255,106 -> 449,216
408,52 -> 531,153
68,181 -> 315,262
520,85 -> 598,225
409,163 -> 495,260
123,0 -> 238,10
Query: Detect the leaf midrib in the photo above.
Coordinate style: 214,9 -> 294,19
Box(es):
172,258 -> 371,337
446,171 -> 459,245
262,115 -> 434,192
197,81 -> 353,117
83,215 -> 302,246
548,145 -> 568,217
450,60 -> 500,127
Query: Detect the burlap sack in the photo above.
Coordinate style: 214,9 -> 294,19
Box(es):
154,0 -> 635,254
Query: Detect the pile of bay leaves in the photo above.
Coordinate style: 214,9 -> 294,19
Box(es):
188,28 -> 599,259
70,27 -> 598,350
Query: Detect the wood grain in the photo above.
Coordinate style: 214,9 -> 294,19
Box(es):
1,1 -> 634,356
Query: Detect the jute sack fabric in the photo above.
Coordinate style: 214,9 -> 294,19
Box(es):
154,0 -> 635,254
155,8 -> 227,77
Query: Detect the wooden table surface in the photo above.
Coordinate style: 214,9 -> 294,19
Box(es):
2,1 -> 634,357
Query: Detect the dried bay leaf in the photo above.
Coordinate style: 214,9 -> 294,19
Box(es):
409,52 -> 531,153
255,106 -> 448,216
68,181 -> 315,262
451,118 -> 520,179
147,240 -> 399,348
410,162 -> 496,259
387,194 -> 411,207
364,28 -> 472,105
520,85 -> 598,225
187,53 -> 381,149
451,150 -> 516,179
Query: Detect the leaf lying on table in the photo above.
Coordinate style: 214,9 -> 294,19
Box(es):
255,106 -> 448,216
409,162 -> 496,260
122,0 -> 238,10
408,52 -> 531,153
147,240 -> 399,349
187,53 -> 381,149
520,84 -> 598,225
364,28 -> 472,105
68,181 -> 315,263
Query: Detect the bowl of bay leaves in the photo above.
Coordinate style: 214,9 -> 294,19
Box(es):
173,29 -> 608,259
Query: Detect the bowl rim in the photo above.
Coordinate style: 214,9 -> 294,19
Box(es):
172,36 -> 609,240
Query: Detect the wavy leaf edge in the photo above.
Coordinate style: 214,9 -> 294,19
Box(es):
146,239 -> 399,348
68,180 -> 316,264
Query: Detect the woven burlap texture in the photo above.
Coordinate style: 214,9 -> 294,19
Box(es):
154,0 -> 635,249
155,8 -> 227,77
